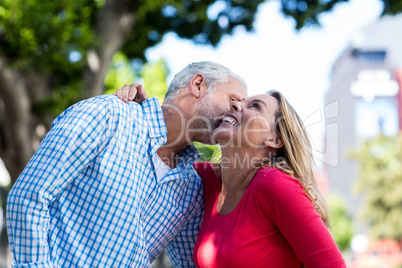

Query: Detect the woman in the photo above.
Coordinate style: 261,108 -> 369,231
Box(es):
192,91 -> 345,267
114,87 -> 346,267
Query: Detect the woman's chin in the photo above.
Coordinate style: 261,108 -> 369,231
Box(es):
214,122 -> 238,132
212,125 -> 232,140
211,126 -> 240,148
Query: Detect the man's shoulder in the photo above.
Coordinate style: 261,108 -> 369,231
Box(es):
72,94 -> 116,108
98,95 -> 142,112
51,95 -> 144,127
77,95 -> 144,111
80,95 -> 149,121
57,95 -> 122,116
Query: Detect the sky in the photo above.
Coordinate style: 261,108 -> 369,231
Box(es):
145,0 -> 383,165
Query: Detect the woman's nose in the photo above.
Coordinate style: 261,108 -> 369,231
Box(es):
231,100 -> 242,112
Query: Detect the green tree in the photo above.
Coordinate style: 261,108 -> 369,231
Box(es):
104,55 -> 169,105
350,134 -> 402,241
0,0 -> 401,185
0,0 -> 264,184
139,59 -> 169,104
281,0 -> 402,30
327,195 -> 354,252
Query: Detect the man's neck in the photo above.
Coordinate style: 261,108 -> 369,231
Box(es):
158,104 -> 193,168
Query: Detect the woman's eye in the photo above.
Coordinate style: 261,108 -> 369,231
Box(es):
250,103 -> 260,110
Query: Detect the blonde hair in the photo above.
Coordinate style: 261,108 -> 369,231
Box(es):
264,90 -> 331,228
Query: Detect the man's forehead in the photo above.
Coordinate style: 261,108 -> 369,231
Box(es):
215,79 -> 247,98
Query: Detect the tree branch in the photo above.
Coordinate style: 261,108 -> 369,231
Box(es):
0,57 -> 34,183
84,0 -> 138,97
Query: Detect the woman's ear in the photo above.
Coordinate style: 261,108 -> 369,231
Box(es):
190,74 -> 206,99
264,136 -> 283,149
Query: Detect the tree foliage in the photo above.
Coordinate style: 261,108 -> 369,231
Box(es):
104,56 -> 169,105
0,0 -> 402,185
0,0 -> 264,184
327,195 -> 354,252
280,0 -> 402,29
350,134 -> 402,241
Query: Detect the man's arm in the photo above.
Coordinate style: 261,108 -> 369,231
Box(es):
7,97 -> 112,267
113,83 -> 204,266
164,184 -> 204,267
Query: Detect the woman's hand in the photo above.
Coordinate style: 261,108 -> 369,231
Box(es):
113,83 -> 148,104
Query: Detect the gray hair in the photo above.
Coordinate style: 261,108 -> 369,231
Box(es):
164,61 -> 246,101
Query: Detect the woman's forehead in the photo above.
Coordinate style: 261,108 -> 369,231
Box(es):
245,94 -> 279,108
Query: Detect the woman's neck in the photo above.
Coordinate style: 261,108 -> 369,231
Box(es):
219,147 -> 261,196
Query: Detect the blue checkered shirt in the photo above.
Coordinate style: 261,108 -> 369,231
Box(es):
7,95 -> 204,268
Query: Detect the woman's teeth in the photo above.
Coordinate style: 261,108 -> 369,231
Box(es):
222,116 -> 238,126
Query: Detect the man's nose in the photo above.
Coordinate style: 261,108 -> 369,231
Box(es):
231,100 -> 242,112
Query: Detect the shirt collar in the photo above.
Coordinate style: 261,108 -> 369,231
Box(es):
178,143 -> 201,167
142,97 -> 167,138
142,97 -> 200,166
156,144 -> 201,184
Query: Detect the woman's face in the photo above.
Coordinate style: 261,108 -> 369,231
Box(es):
212,94 -> 282,150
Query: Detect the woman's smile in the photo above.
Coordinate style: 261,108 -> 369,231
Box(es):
221,114 -> 239,127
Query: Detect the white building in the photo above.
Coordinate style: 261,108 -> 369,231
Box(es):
325,14 -> 402,219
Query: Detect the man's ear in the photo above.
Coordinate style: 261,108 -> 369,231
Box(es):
264,136 -> 283,149
189,74 -> 206,99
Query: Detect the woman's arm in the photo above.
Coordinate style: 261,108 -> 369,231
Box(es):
259,169 -> 346,268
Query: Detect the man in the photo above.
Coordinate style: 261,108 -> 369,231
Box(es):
7,61 -> 247,267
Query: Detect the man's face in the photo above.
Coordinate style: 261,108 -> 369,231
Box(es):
193,76 -> 247,144
210,77 -> 247,117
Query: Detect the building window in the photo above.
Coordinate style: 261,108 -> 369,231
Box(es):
351,49 -> 386,62
355,97 -> 399,140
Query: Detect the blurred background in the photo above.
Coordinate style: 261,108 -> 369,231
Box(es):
0,0 -> 401,267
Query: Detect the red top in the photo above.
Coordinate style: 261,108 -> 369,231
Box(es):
193,162 -> 346,268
